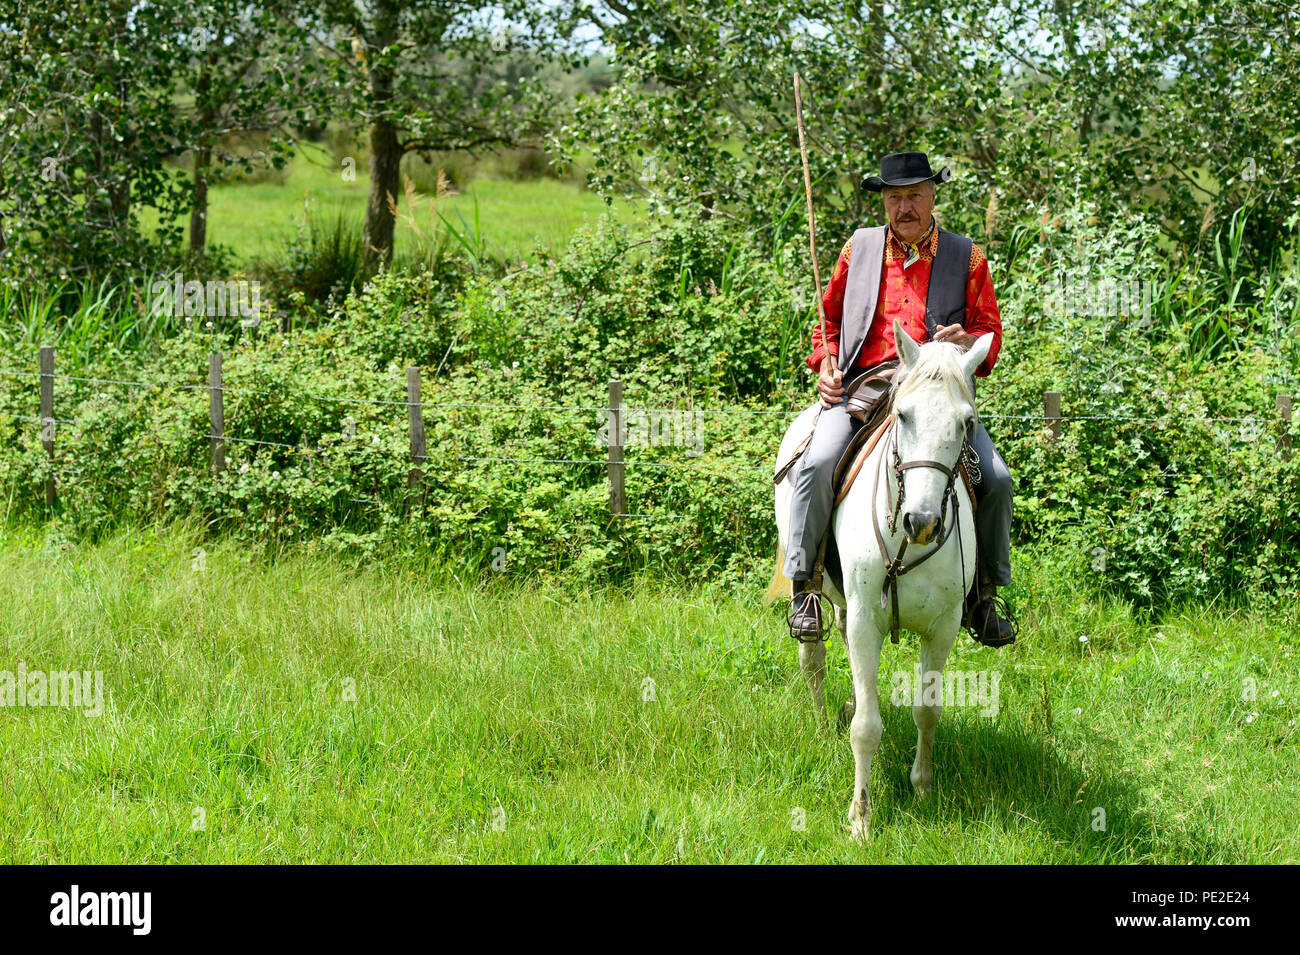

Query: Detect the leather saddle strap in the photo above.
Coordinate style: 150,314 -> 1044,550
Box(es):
774,431 -> 814,485
834,414 -> 895,508
898,460 -> 953,478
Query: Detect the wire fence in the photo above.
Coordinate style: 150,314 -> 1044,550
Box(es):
0,365 -> 1284,424
0,348 -> 1294,519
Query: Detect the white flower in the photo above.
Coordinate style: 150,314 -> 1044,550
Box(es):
1246,712 -> 1259,724
1079,635 -> 1089,643
1156,631 -> 1165,639
512,361 -> 519,368
1272,690 -> 1280,698
1074,707 -> 1082,715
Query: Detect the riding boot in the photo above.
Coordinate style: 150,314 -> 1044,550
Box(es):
788,578 -> 824,642
964,560 -> 1016,647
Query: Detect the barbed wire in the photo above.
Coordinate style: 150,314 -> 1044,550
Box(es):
0,370 -> 157,388
1,413 -> 79,424
0,416 -> 1266,530
3,357 -> 1293,512
3,365 -> 1290,425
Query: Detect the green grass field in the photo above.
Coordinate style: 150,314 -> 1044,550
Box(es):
142,145 -> 642,264
0,520 -> 1294,863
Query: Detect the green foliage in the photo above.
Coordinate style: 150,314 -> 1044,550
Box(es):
561,0 -> 1300,271
335,266 -> 467,370
2,200 -> 1299,612
984,197 -> 1300,609
0,1 -> 190,283
262,211 -> 369,307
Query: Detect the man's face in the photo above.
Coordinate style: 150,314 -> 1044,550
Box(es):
881,182 -> 936,245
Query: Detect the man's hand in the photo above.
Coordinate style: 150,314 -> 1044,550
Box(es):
933,324 -> 977,350
817,356 -> 844,408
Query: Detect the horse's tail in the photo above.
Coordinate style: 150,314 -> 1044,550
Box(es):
763,543 -> 790,607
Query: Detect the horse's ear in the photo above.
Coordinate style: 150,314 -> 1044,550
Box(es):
962,332 -> 995,378
894,319 -> 921,370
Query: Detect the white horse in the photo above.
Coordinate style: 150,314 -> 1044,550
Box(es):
772,319 -> 994,840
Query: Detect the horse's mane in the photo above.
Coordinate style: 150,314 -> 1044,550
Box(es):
889,341 -> 976,410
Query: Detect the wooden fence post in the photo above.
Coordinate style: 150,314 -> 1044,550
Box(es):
608,378 -> 625,517
1043,390 -> 1062,444
39,345 -> 55,506
407,366 -> 426,488
1279,394 -> 1294,460
209,352 -> 225,475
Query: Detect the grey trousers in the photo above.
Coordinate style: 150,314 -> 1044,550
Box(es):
783,402 -> 1013,587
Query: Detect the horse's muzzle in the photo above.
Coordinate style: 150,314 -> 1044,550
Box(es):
902,510 -> 940,544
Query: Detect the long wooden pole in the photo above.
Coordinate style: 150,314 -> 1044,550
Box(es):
794,71 -> 834,377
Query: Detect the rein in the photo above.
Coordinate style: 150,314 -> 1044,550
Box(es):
871,416 -> 973,644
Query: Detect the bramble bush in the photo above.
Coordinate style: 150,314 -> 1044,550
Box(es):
1,206 -> 1298,610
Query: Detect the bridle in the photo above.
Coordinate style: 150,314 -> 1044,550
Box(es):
870,412 -> 981,644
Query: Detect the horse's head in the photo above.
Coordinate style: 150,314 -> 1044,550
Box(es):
889,319 -> 994,545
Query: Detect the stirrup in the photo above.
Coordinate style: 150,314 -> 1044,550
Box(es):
965,593 -> 1018,647
787,589 -> 827,643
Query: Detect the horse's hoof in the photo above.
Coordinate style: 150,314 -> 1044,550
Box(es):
848,814 -> 872,842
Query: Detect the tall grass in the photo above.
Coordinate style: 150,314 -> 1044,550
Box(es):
0,520 -> 1293,863
260,209 -> 369,306
0,279 -> 177,368
1148,203 -> 1299,364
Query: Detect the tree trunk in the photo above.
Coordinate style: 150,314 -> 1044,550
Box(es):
109,75 -> 130,229
363,114 -> 400,269
88,111 -> 108,226
191,145 -> 210,256
362,0 -> 401,270
191,66 -> 214,257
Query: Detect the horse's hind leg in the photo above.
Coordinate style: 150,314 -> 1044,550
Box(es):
798,638 -> 827,722
843,597 -> 885,841
911,618 -> 959,795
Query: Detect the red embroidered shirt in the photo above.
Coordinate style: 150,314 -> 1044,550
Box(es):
806,221 -> 1002,378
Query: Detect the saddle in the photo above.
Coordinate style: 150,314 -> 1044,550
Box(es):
774,393 -> 975,508
774,362 -> 894,483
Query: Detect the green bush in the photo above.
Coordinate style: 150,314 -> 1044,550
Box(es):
2,203 -> 1298,611
257,211 -> 368,308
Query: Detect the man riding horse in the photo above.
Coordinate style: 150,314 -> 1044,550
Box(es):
786,151 -> 1016,648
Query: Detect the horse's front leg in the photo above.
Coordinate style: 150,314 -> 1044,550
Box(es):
843,594 -> 886,841
911,612 -> 960,795
798,637 -> 827,723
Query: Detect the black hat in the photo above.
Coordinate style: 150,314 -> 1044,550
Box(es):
862,151 -> 953,193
